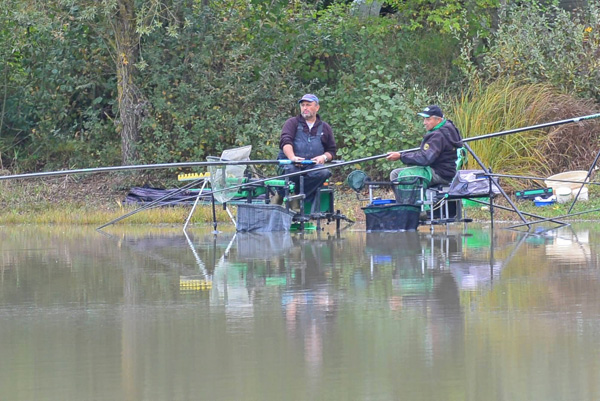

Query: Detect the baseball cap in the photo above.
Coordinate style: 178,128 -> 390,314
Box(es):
298,94 -> 319,104
417,105 -> 443,118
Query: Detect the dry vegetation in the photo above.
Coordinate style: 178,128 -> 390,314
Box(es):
541,97 -> 600,173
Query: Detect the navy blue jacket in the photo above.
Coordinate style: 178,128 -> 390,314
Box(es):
401,119 -> 463,182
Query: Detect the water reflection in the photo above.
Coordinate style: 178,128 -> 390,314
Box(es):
544,226 -> 592,265
1,224 -> 600,400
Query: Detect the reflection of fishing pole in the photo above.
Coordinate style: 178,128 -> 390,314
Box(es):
0,159 -> 337,181
98,113 -> 600,228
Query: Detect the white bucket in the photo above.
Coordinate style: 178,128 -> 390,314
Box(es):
572,186 -> 588,201
556,187 -> 572,203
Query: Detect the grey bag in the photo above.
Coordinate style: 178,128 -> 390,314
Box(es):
446,170 -> 500,197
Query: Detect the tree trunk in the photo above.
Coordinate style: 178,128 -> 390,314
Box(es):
115,0 -> 145,165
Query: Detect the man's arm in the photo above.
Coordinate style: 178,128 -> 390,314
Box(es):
280,118 -> 302,160
400,135 -> 442,166
321,122 -> 337,160
282,144 -> 302,161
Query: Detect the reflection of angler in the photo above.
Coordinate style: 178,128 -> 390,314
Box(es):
282,290 -> 337,330
449,229 -> 529,291
282,288 -> 337,370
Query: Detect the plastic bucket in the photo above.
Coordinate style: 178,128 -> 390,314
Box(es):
573,186 -> 588,201
556,187 -> 572,204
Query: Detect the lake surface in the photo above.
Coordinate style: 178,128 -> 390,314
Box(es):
1,223 -> 599,401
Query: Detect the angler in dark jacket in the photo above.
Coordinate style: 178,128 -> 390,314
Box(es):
386,105 -> 463,186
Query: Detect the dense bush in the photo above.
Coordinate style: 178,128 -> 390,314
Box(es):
452,78 -> 600,190
136,1 -> 461,181
1,0 -> 599,181
480,1 -> 600,101
0,3 -> 118,171
325,69 -> 431,180
136,1 -> 307,165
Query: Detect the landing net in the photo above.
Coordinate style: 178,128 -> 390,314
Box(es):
207,145 -> 251,203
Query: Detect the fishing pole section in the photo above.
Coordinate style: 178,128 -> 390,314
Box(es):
3,112 -> 600,233
99,152 -> 391,231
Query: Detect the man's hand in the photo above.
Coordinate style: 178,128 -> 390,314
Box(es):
386,152 -> 401,161
311,155 -> 327,165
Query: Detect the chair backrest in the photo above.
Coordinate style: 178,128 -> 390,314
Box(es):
456,147 -> 468,171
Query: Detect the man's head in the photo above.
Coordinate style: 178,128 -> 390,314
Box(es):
417,105 -> 444,131
298,94 -> 320,122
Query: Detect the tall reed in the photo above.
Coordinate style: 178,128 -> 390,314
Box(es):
451,79 -> 557,188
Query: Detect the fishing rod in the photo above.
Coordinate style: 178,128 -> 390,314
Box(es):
460,112 -> 600,144
4,112 -> 600,183
0,159 -> 326,181
98,112 -> 600,229
97,152 -> 394,229
484,173 -> 598,186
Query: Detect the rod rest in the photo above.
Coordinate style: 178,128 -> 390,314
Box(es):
286,194 -> 306,201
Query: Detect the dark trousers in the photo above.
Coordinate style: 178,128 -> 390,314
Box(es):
279,165 -> 332,204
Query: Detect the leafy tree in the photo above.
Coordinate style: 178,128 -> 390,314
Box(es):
480,1 -> 600,101
386,0 -> 499,36
1,0 -> 118,171
8,0 -> 197,165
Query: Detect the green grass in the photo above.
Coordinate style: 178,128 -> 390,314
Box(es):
0,202 -> 231,225
2,187 -> 600,226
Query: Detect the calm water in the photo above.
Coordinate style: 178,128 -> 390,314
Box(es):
1,223 -> 599,401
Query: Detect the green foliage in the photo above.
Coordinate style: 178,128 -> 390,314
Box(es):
480,1 -> 600,101
308,3 -> 464,92
2,0 -> 599,181
135,1 -> 308,164
326,69 -> 430,180
386,0 -> 499,38
134,2 -> 460,180
0,2 -> 118,171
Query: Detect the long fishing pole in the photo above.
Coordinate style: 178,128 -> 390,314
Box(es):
6,112 -> 600,183
5,112 -> 600,183
460,112 -> 600,143
483,173 -> 598,186
97,152 -> 395,229
0,159 -> 323,181
98,112 -> 600,228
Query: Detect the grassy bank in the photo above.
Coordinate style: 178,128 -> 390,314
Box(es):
0,174 -> 363,225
